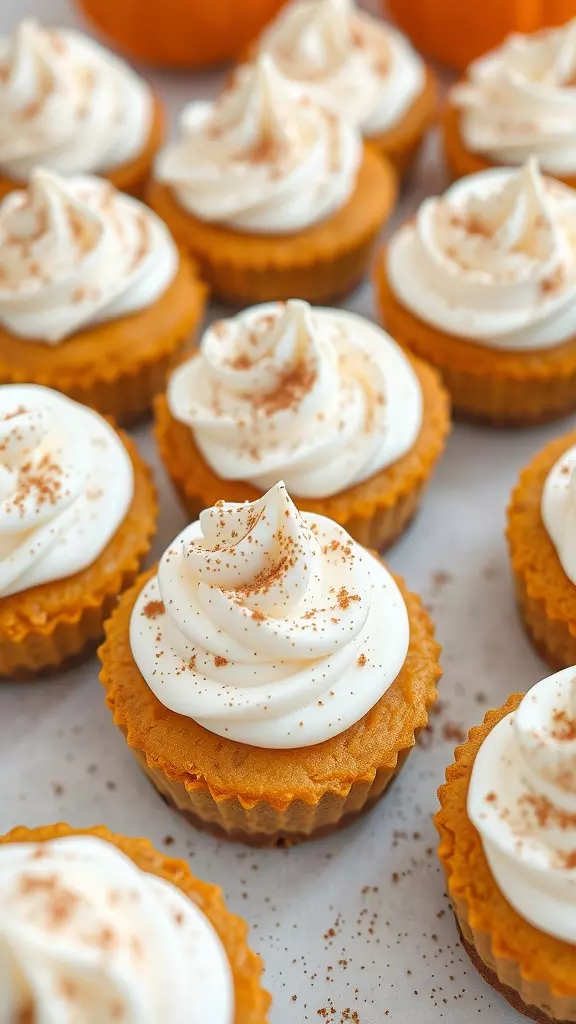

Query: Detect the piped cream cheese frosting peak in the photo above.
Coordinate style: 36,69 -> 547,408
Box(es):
167,300 -> 422,498
0,168 -> 178,343
0,19 -> 153,179
0,384 -> 133,598
257,0 -> 426,135
452,19 -> 576,175
154,54 -> 362,233
542,442 -> 576,585
386,158 -> 576,349
468,667 -> 576,944
130,481 -> 410,749
0,834 -> 234,1023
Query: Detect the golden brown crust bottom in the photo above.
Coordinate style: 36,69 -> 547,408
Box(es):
146,148 -> 397,304
375,252 -> 576,425
0,432 -> 157,679
154,353 -> 450,552
99,568 -> 441,844
0,257 -> 206,425
507,429 -> 576,669
0,823 -> 271,1023
436,699 -> 576,1020
367,68 -> 438,177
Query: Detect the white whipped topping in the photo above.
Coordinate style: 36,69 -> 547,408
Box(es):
468,667 -> 576,944
167,301 -> 422,499
386,159 -> 576,350
542,443 -> 576,585
257,0 -> 425,136
130,481 -> 410,749
154,54 -> 362,234
0,834 -> 234,1023
453,19 -> 576,176
0,19 -> 153,180
0,168 -> 178,343
0,384 -> 133,598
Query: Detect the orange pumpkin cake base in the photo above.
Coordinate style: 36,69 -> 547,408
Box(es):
367,67 -> 438,178
443,104 -> 576,190
147,148 -> 397,306
0,822 -> 270,1024
154,354 -> 450,552
507,430 -> 576,670
99,570 -> 441,847
0,257 -> 206,426
0,433 -> 157,680
0,94 -> 166,202
376,254 -> 576,426
436,700 -> 576,1022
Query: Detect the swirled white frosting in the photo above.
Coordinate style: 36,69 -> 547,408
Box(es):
386,159 -> 576,350
130,481 -> 409,749
542,443 -> 576,585
452,19 -> 576,176
167,301 -> 422,499
0,384 -> 133,598
0,168 -> 178,343
0,19 -> 153,179
257,0 -> 425,136
154,54 -> 362,234
0,834 -> 234,1023
468,667 -> 576,943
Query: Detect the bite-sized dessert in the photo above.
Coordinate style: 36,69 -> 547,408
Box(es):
437,667 -> 576,1022
508,428 -> 576,669
378,158 -> 576,425
252,0 -> 436,175
0,168 -> 205,424
100,480 -> 441,847
0,384 -> 156,678
155,299 -> 450,551
445,19 -> 576,188
0,19 -> 164,198
0,823 -> 270,1022
148,55 -> 396,305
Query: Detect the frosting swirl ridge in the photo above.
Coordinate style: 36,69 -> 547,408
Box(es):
386,159 -> 576,349
154,55 -> 362,233
542,442 -> 576,585
0,19 -> 153,179
468,667 -> 576,943
0,834 -> 234,1023
130,482 -> 410,748
167,300 -> 422,498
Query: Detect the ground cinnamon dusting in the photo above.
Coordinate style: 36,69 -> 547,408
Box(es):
142,600 -> 165,620
251,359 -> 316,417
214,655 -> 228,667
357,654 -> 367,667
550,708 -> 576,741
336,587 -> 360,611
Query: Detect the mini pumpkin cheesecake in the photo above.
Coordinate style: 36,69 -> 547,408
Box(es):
99,480 -> 441,847
148,55 -> 396,305
377,159 -> 576,426
0,18 -> 165,199
0,384 -> 157,679
251,0 -> 437,176
0,168 -> 205,425
437,668 -> 576,1022
445,19 -> 576,190
0,823 -> 270,1023
155,299 -> 450,551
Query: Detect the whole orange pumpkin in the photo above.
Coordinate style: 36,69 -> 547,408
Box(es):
77,0 -> 289,68
386,0 -> 576,70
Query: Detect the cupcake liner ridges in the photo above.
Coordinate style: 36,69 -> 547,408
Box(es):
507,430 -> 576,669
0,433 -> 157,680
436,701 -> 576,1023
99,569 -> 441,847
154,353 -> 451,553
0,822 -> 271,1023
147,148 -> 397,305
376,255 -> 576,426
0,257 -> 206,426
368,68 -> 438,177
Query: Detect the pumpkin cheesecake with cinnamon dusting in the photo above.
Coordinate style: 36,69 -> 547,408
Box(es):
155,299 -> 450,551
99,481 -> 441,846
